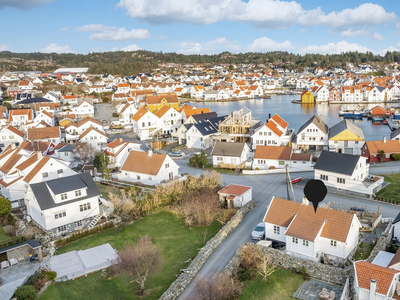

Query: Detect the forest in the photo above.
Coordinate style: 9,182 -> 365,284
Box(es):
0,50 -> 399,76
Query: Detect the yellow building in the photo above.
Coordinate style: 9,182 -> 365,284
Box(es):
301,90 -> 314,104
328,119 -> 365,155
145,93 -> 180,113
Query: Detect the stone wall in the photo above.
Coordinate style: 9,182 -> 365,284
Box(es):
158,200 -> 256,300
366,235 -> 390,263
225,243 -> 352,286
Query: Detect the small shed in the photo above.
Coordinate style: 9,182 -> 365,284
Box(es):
0,239 -> 42,262
218,184 -> 252,208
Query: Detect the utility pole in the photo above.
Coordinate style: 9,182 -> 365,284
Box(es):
285,164 -> 290,201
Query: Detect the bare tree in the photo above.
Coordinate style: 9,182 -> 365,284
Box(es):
194,272 -> 242,300
108,190 -> 140,224
71,142 -> 98,168
257,255 -> 275,281
112,236 -> 162,295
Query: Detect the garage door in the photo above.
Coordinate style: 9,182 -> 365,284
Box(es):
344,148 -> 353,154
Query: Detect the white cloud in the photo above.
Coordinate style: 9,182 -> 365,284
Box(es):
247,37 -> 292,52
177,37 -> 240,54
40,43 -> 75,54
121,44 -> 141,51
372,32 -> 384,40
0,44 -> 10,51
379,42 -> 400,55
75,24 -> 150,41
60,26 -> 71,32
117,0 -> 396,31
298,40 -> 370,55
340,28 -> 368,37
299,29 -> 306,34
0,0 -> 53,10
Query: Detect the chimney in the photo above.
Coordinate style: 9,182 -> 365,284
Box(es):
119,138 -> 123,142
148,149 -> 153,157
11,143 -> 16,149
30,140 -> 34,147
269,113 -> 271,119
37,151 -> 42,159
302,197 -> 309,206
383,136 -> 386,143
369,279 -> 377,300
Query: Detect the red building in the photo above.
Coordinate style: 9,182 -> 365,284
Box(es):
361,138 -> 400,163
329,87 -> 341,102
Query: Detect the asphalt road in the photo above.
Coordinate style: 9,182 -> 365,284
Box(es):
175,158 -> 400,300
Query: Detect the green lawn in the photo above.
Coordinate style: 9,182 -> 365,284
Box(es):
95,183 -> 122,200
354,242 -> 374,261
375,174 -> 400,203
40,211 -> 221,300
0,226 -> 11,243
239,269 -> 304,300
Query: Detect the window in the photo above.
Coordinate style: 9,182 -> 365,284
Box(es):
279,161 -> 285,165
148,122 -> 151,126
355,141 -> 358,144
75,190 -> 82,197
337,178 -> 345,184
137,175 -> 141,180
58,225 -> 67,232
57,169 -> 63,174
258,159 -> 266,164
330,240 -> 337,247
54,210 -> 66,219
320,174 -> 328,181
292,237 -> 298,244
80,203 -> 91,212
303,240 -> 309,247
61,193 -> 67,200
42,172 -> 48,178
274,225 -> 280,235
217,157 -> 223,161
142,122 -> 145,127
75,220 -> 82,227
165,163 -> 169,168
259,132 -> 262,136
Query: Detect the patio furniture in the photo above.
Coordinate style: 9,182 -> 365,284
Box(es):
9,258 -> 18,266
319,288 -> 330,299
30,254 -> 39,263
328,291 -> 335,300
1,261 -> 10,270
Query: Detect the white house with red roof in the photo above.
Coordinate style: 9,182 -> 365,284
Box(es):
116,83 -> 130,94
33,110 -> 55,127
251,114 -> 293,150
116,103 -> 138,125
311,86 -> 329,102
131,108 -> 161,140
78,127 -> 108,151
217,184 -> 252,208
71,99 -> 94,118
263,197 -> 361,262
61,95 -> 78,106
0,126 -> 24,149
7,108 -> 34,128
104,138 -> 142,168
154,106 -> 183,135
65,117 -> 104,135
18,80 -> 34,91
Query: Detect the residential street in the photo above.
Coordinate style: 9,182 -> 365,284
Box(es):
175,156 -> 400,299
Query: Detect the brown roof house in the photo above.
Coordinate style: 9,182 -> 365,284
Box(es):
27,126 -> 62,144
263,197 -> 361,262
218,184 -> 252,208
117,150 -> 180,185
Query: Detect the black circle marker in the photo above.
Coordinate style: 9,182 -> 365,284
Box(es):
304,179 -> 327,213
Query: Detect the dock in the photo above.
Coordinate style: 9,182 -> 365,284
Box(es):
385,117 -> 399,131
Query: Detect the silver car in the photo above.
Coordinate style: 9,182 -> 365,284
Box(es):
251,222 -> 265,240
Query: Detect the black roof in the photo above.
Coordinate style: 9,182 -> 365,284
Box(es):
393,212 -> 400,225
57,143 -> 79,152
16,97 -> 52,104
0,239 -> 41,254
390,127 -> 400,140
208,116 -> 227,130
30,172 -> 100,210
313,151 -> 360,176
193,121 -> 218,136
191,112 -> 218,123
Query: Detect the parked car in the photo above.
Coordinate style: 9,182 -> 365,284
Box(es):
350,207 -> 366,212
251,222 -> 265,240
168,151 -> 183,157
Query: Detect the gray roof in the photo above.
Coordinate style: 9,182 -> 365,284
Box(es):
391,127 -> 400,140
0,239 -> 41,254
328,120 -> 364,140
57,143 -> 79,152
297,115 -> 329,135
193,122 -> 218,136
211,141 -> 247,157
191,112 -> 218,123
393,212 -> 400,225
30,172 -> 100,211
314,151 -> 360,175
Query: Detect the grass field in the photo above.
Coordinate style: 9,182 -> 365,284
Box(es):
40,211 -> 221,300
95,183 -> 123,200
375,174 -> 400,203
353,242 -> 374,261
0,226 -> 11,243
239,269 -> 304,300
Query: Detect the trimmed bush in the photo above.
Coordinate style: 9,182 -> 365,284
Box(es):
112,113 -> 119,117
392,153 -> 400,161
14,285 -> 37,300
0,236 -> 28,249
41,271 -> 57,281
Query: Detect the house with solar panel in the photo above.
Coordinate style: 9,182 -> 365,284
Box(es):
25,172 -> 101,236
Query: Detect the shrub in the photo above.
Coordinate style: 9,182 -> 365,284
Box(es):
41,271 -> 57,281
0,196 -> 11,217
392,153 -> 400,161
3,225 -> 16,237
14,285 -> 37,300
7,213 -> 15,225
112,113 -> 119,117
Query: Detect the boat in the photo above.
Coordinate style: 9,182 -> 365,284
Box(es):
291,177 -> 301,184
372,116 -> 384,123
343,111 -> 362,119
383,119 -> 388,125
394,113 -> 400,120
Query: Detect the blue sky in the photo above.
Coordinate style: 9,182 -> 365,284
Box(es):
1,0 -> 399,55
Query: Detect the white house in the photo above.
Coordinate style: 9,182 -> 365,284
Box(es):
78,127 -> 108,151
354,261 -> 400,300
252,146 -> 313,171
65,118 -> 104,135
0,126 -> 24,149
218,184 -> 252,208
33,110 -> 55,127
312,85 -> 329,102
186,121 -> 219,149
251,114 -> 292,149
117,150 -> 180,185
71,100 -> 94,118
0,106 -> 8,129
27,127 -> 62,144
328,120 -> 365,155
8,109 -> 34,128
314,151 -> 383,197
26,172 -> 101,236
154,106 -> 183,135
211,141 -> 251,168
104,138 -> 143,168
263,196 -> 361,262
131,108 -> 161,140
341,86 -> 363,102
117,103 -> 138,125
294,115 -> 329,151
